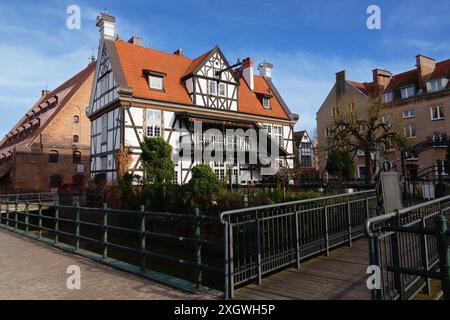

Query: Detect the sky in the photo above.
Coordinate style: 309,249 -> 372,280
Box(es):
0,0 -> 449,141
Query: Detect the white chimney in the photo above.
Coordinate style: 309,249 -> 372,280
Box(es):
242,57 -> 254,91
96,11 -> 116,40
258,60 -> 273,79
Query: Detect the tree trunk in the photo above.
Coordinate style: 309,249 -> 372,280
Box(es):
365,152 -> 373,185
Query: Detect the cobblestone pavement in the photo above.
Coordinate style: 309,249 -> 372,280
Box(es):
0,229 -> 219,300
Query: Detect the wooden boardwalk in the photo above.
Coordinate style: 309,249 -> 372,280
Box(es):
235,239 -> 371,300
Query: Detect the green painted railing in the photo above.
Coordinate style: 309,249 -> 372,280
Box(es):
0,196 -> 223,293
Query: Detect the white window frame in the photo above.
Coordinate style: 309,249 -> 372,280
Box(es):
263,97 -> 271,109
149,75 -> 163,90
400,85 -> 416,99
273,125 -> 283,146
357,165 -> 367,180
382,114 -> 392,126
209,81 -> 217,96
101,114 -> 108,144
404,124 -> 416,138
427,78 -> 448,92
145,109 -> 162,137
383,91 -> 393,103
218,83 -> 226,97
357,149 -> 365,157
402,110 -> 416,119
431,105 -> 445,121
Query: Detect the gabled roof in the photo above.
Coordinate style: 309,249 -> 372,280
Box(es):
0,62 -> 96,157
111,39 -> 292,120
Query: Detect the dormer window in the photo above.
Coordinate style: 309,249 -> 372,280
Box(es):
400,85 -> 416,99
383,91 -> 393,103
149,75 -> 163,90
263,97 -> 271,109
427,78 -> 449,92
209,81 -> 217,96
144,70 -> 166,91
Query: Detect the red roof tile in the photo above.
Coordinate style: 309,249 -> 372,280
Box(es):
114,40 -> 290,120
384,69 -> 418,92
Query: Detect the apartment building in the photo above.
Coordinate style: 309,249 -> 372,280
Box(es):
316,55 -> 450,180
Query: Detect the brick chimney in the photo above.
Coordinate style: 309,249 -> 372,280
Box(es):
41,90 -> 50,97
96,11 -> 116,40
173,49 -> 184,56
335,70 -> 346,97
127,36 -> 142,46
372,69 -> 392,95
416,54 -> 436,90
258,60 -> 273,79
242,57 -> 254,91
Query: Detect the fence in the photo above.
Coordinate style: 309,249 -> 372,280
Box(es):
0,195 -> 223,293
365,196 -> 450,300
220,189 -> 378,298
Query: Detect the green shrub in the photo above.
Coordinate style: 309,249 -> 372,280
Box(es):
187,164 -> 223,211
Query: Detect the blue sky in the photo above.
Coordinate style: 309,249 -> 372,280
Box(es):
1,0 -> 449,140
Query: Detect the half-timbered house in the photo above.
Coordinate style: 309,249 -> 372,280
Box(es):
87,13 -> 298,185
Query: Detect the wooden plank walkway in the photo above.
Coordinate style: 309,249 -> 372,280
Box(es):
235,239 -> 371,300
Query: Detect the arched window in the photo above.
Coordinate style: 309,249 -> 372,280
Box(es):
49,150 -> 58,163
73,151 -> 81,164
73,135 -> 79,143
50,175 -> 62,188
73,115 -> 80,124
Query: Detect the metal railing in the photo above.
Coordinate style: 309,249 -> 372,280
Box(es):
220,189 -> 378,298
0,193 -> 57,203
0,197 -> 222,293
365,196 -> 450,300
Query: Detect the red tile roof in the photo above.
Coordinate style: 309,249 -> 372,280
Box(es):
114,40 -> 290,120
430,59 -> 450,79
0,62 -> 96,155
348,81 -> 374,96
385,69 -> 418,92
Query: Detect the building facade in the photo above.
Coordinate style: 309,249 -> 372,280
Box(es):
316,55 -> 450,180
87,13 -> 298,186
0,63 -> 95,193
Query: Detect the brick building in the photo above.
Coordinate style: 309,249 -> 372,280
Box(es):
316,55 -> 450,180
0,62 -> 95,193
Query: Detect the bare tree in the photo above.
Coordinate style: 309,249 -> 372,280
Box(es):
327,99 -> 406,184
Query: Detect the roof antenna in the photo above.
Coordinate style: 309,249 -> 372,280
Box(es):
90,48 -> 95,62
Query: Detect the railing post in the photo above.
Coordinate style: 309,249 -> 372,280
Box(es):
256,214 -> 262,285
392,211 -> 405,300
140,205 -> 146,272
229,223 -> 235,299
25,200 -> 29,234
194,207 -> 203,290
75,202 -> 80,251
38,200 -> 42,239
324,206 -> 329,256
6,199 -> 9,228
294,205 -> 301,269
368,235 -> 382,300
14,198 -> 18,231
347,199 -> 352,247
365,196 -> 370,220
224,220 -> 230,299
435,214 -> 450,300
420,217 -> 431,295
54,198 -> 59,244
102,203 -> 108,260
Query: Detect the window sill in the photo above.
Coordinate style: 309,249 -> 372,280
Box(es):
431,118 -> 445,121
